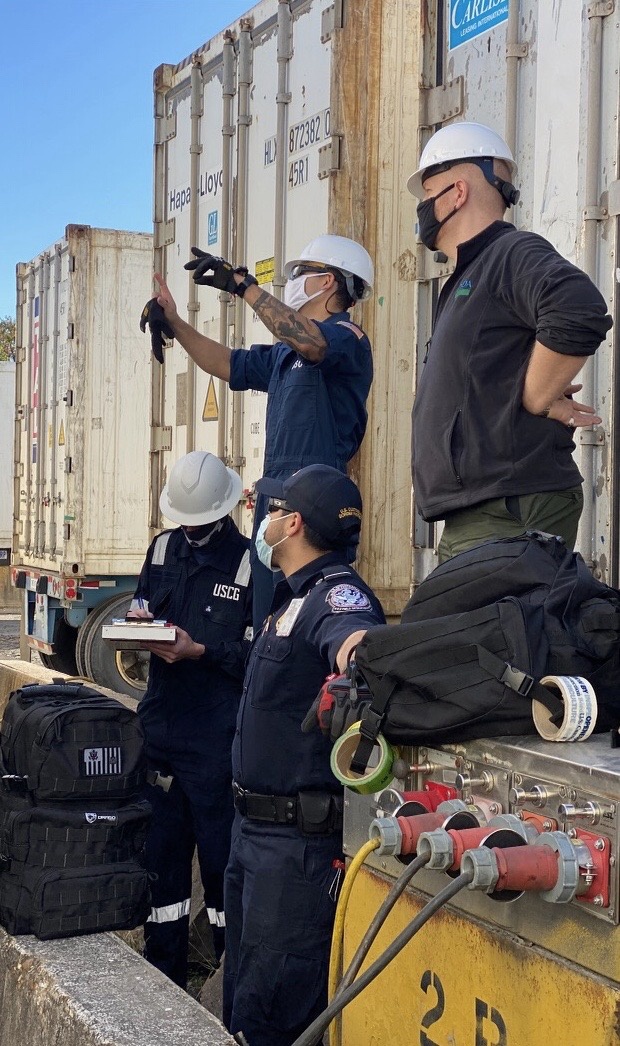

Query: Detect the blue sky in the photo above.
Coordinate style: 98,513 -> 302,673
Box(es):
1,0 -> 252,318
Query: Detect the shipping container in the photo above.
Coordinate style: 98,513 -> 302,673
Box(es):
0,361 -> 16,553
149,0 -> 409,586
12,225 -> 153,696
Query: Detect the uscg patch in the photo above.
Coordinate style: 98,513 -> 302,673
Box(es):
326,584 -> 371,613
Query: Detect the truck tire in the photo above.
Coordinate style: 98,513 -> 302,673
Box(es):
39,614 -> 79,675
75,607 -> 101,679
78,594 -> 149,700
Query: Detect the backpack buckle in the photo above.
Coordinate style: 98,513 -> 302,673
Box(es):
1,774 -> 29,794
500,664 -> 534,696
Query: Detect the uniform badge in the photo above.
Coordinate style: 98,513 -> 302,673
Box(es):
275,597 -> 306,636
326,584 -> 371,613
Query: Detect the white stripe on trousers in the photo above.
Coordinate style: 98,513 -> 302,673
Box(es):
147,898 -> 191,923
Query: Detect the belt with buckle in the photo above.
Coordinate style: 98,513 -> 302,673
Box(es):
232,782 -> 343,834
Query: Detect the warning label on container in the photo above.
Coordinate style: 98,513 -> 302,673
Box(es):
256,257 -> 275,285
202,378 -> 218,421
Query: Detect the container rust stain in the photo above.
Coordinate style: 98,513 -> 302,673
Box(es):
341,867 -> 620,1046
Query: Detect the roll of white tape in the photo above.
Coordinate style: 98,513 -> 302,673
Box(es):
330,722 -> 397,794
532,675 -> 597,742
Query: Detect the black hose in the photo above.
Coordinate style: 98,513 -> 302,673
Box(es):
292,871 -> 474,1046
334,851 -> 430,998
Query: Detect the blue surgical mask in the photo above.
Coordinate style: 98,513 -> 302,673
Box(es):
255,513 -> 292,571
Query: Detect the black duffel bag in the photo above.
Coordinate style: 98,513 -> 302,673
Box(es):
351,533 -> 620,766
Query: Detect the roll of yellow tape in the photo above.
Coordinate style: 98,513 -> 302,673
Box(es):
330,722 -> 397,794
532,675 -> 597,742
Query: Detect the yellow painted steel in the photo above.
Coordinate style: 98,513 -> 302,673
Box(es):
341,866 -> 620,1046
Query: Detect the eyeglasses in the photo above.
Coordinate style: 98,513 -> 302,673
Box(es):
288,264 -> 332,280
267,500 -> 294,514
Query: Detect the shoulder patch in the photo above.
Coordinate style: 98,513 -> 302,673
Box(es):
336,320 -> 365,340
326,584 -> 371,613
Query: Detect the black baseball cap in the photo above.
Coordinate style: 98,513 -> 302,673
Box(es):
256,465 -> 363,547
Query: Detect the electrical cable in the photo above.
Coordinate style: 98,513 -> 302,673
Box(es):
327,838 -> 380,1021
293,871 -> 474,1046
334,850 -> 431,1000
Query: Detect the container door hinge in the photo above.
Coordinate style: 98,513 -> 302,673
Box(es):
578,428 -> 606,446
321,0 -> 344,42
64,457 -> 72,474
318,136 -> 342,179
152,425 -> 173,452
506,42 -> 528,58
15,347 -> 26,363
584,205 -> 608,221
587,1 -> 615,17
155,219 -> 176,248
157,112 -> 177,144
419,78 -> 464,128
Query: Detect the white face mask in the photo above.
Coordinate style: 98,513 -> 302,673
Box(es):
283,274 -> 325,312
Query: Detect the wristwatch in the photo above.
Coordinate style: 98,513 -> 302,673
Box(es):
234,273 -> 259,298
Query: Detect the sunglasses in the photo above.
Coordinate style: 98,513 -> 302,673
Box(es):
288,264 -> 332,280
267,500 -> 294,514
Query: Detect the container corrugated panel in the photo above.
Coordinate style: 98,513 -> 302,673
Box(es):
14,226 -> 153,576
152,0 -> 335,536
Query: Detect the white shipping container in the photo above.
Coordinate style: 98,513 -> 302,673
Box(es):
14,225 -> 153,576
12,225 -> 153,694
151,0 -> 338,540
0,361 -> 16,549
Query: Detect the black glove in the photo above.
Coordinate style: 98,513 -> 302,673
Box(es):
184,247 -> 257,297
301,662 -> 373,744
140,298 -> 174,364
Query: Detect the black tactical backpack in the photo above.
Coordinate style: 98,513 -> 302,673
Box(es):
353,533 -> 620,757
0,682 -> 151,939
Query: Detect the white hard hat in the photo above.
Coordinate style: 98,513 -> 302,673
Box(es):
284,234 -> 374,300
407,122 -> 517,198
159,451 -> 242,526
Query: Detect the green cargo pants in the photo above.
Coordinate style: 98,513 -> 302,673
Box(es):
437,487 -> 584,564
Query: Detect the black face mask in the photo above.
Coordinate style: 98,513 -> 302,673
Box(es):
182,520 -> 222,547
416,183 -> 457,251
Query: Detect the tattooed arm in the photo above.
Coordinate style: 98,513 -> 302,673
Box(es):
239,281 -> 328,363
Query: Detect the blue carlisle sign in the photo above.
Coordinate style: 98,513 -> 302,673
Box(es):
449,0 -> 509,51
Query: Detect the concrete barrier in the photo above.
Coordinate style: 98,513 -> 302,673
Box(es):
0,660 -> 235,1045
0,928 -> 234,1046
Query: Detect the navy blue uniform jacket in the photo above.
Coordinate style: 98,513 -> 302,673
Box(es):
133,520 -> 252,748
229,312 -> 372,477
232,553 -> 385,796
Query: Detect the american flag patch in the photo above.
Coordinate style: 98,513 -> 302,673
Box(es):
336,320 -> 364,340
82,746 -> 123,776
